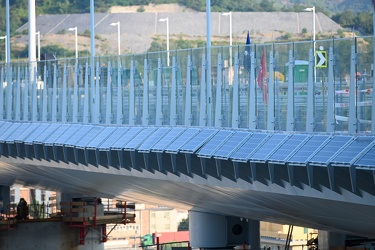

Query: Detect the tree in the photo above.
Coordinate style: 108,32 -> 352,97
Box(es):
178,217 -> 189,231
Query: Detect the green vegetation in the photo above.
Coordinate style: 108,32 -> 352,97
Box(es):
178,216 -> 189,231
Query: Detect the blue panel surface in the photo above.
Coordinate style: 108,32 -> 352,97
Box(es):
0,122 -> 13,138
138,127 -> 171,152
34,124 -> 67,144
331,136 -> 374,165
88,127 -> 118,150
230,133 -> 267,161
288,135 -> 329,164
75,126 -> 105,149
0,123 -> 17,142
197,130 -> 233,157
100,127 -> 130,150
151,127 -> 186,152
180,129 -> 218,153
268,134 -> 308,162
250,133 -> 288,161
53,124 -> 83,145
309,136 -> 352,164
5,123 -> 31,143
214,131 -> 251,159
111,127 -> 143,149
355,144 -> 375,167
124,127 -> 156,150
22,123 -> 51,144
64,125 -> 94,147
164,128 -> 200,153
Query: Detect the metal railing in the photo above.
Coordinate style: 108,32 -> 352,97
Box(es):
0,36 -> 374,134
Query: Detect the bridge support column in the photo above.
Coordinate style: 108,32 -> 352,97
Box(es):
0,185 -> 10,214
189,211 -> 260,249
246,219 -> 260,250
318,231 -> 346,250
189,211 -> 227,248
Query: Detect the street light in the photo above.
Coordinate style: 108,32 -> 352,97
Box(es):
221,11 -> 232,47
304,6 -> 316,82
222,11 -> 233,83
68,27 -> 78,59
0,36 -> 7,63
159,17 -> 169,66
35,31 -> 40,61
110,22 -> 121,55
304,6 -> 315,42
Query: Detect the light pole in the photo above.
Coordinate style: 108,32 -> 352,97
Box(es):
222,11 -> 233,83
0,36 -> 7,63
159,17 -> 169,66
221,11 -> 232,47
304,6 -> 316,82
35,31 -> 40,61
110,22 -> 121,55
68,27 -> 78,59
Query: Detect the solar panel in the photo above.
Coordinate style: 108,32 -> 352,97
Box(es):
179,128 -> 218,153
3,123 -> 27,143
164,127 -> 201,153
138,127 -> 171,152
230,133 -> 268,162
309,135 -> 352,165
214,131 -> 251,159
0,122 -> 13,138
268,134 -> 308,163
35,124 -> 67,144
151,127 -> 186,152
250,133 -> 288,162
14,123 -> 45,143
64,125 -> 95,147
100,127 -> 130,150
53,124 -> 83,146
124,127 -> 156,150
112,127 -> 144,150
354,143 -> 375,167
89,127 -> 118,150
288,135 -> 329,164
0,121 -> 6,128
197,130 -> 233,157
75,126 -> 105,149
331,136 -> 374,166
22,123 -> 52,144
0,122 -> 21,142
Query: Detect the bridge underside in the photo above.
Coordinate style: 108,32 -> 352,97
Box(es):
0,123 -> 375,238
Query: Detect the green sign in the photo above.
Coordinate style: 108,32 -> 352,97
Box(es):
142,234 -> 153,246
315,50 -> 327,68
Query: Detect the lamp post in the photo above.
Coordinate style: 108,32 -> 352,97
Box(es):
68,27 -> 78,59
304,6 -> 316,82
159,17 -> 169,66
222,11 -> 233,83
110,22 -> 121,55
0,36 -> 7,63
221,11 -> 232,48
35,31 -> 40,61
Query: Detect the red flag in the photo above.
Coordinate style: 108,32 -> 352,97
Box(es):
257,48 -> 268,103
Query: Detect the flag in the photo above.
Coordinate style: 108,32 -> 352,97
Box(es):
243,31 -> 251,73
257,48 -> 268,103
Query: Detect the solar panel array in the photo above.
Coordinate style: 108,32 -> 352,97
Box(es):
0,121 -> 374,168
197,130 -> 232,157
231,133 -> 268,162
309,136 -> 352,165
268,134 -> 308,163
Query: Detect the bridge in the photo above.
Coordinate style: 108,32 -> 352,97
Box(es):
0,36 -> 375,249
